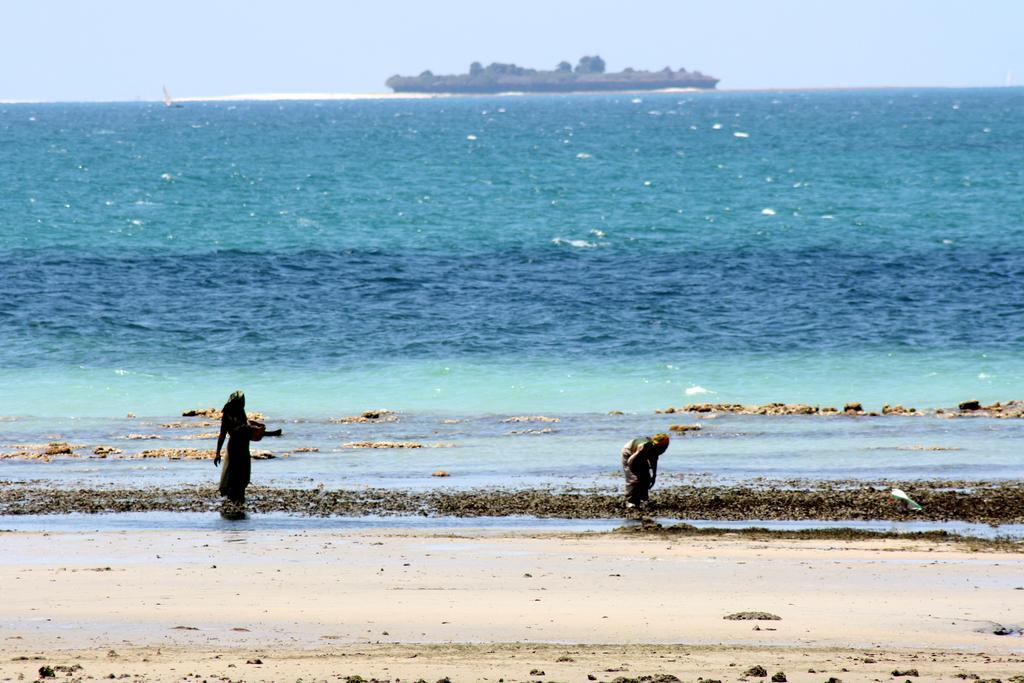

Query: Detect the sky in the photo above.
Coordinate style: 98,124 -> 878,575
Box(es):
2,0 -> 1023,101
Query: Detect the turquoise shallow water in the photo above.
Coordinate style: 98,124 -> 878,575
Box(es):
1,88 -> 1023,417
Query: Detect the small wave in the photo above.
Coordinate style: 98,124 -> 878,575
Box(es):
631,98 -> 642,104
712,123 -> 722,130
761,208 -> 776,216
733,131 -> 750,138
160,173 -> 174,182
575,152 -> 592,159
685,385 -> 711,396
589,229 -> 606,238
466,134 -> 477,141
551,237 -> 597,249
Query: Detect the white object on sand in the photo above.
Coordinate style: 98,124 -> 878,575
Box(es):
891,488 -> 923,511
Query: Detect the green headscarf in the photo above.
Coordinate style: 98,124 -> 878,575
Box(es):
223,390 -> 246,421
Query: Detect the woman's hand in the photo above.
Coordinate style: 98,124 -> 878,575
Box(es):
214,453 -> 221,467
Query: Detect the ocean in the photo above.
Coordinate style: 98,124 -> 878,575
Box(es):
2,88 -> 1023,501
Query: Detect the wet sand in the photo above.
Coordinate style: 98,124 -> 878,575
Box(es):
3,481 -> 1024,524
2,528 -> 1023,680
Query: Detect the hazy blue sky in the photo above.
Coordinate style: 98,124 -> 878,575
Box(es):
3,0 -> 1023,101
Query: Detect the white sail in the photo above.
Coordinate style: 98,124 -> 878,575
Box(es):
163,85 -> 173,107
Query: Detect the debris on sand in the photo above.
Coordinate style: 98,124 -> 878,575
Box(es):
724,611 -> 782,621
745,666 -> 768,677
891,670 -> 919,677
771,673 -> 787,682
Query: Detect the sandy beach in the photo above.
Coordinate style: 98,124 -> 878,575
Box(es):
2,527 -> 1022,680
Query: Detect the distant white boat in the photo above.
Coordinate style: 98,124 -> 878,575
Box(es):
162,85 -> 183,108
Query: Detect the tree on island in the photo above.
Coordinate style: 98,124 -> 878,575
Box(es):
385,55 -> 719,93
575,55 -> 606,74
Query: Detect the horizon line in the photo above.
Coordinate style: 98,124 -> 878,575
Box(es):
1,83 -> 1020,105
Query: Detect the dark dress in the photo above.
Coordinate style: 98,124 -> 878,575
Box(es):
218,413 -> 252,503
621,437 -> 658,506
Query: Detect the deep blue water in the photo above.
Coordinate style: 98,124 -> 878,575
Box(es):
1,89 -> 1023,416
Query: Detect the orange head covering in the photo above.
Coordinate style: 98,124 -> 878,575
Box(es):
651,433 -> 670,448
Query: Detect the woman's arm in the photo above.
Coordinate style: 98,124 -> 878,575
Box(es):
214,417 -> 227,466
626,442 -> 646,468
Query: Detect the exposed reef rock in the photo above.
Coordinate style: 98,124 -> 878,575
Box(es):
331,410 -> 399,424
661,403 -> 822,415
882,404 -> 918,415
137,448 -> 275,460
3,482 -> 1023,525
668,424 -> 702,432
180,407 -> 264,420
340,441 -> 455,449
182,407 -> 221,418
656,400 -> 1024,418
501,415 -> 561,423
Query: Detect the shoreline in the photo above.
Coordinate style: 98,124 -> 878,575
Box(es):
3,482 -> 1024,525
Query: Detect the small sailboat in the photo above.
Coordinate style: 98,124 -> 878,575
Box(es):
162,85 -> 183,108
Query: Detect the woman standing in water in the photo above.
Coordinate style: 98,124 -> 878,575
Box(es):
213,390 -> 281,504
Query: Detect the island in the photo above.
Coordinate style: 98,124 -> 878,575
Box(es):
385,55 -> 718,94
